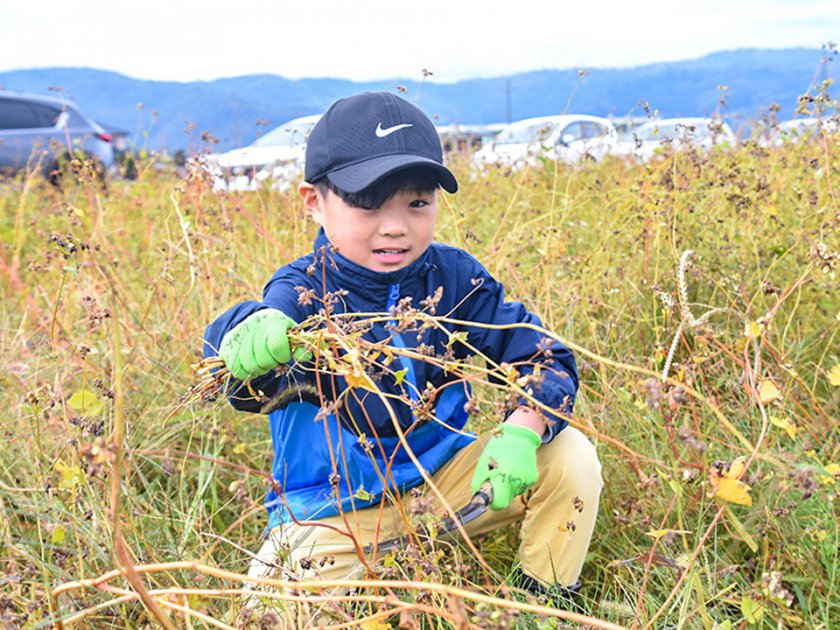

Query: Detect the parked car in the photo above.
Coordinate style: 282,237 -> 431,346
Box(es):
471,114 -> 618,168
0,91 -> 116,182
758,116 -> 840,147
615,117 -> 737,161
206,114 -> 321,192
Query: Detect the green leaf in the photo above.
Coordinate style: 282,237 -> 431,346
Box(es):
725,507 -> 758,552
67,389 -> 105,415
354,487 -> 373,501
446,331 -> 469,348
394,368 -> 409,386
741,595 -> 764,624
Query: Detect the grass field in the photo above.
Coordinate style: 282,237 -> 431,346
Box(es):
0,129 -> 837,629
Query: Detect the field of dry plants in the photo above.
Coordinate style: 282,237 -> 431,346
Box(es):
0,119 -> 837,629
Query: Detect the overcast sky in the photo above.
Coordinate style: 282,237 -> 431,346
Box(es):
1,0 -> 837,83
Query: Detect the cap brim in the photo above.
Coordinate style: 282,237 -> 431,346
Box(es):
326,154 -> 458,194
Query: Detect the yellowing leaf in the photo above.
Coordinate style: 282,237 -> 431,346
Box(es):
187,594 -> 209,612
359,621 -> 391,630
818,463 -> 839,486
727,456 -> 748,480
757,380 -> 780,404
744,321 -> 764,339
326,354 -> 341,372
715,477 -> 753,506
54,459 -> 85,491
829,363 -> 840,387
232,443 -> 247,454
67,389 -> 105,415
51,524 -> 66,544
807,529 -> 828,542
769,416 -> 797,439
345,369 -> 379,393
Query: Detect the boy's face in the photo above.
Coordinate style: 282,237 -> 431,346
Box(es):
300,183 -> 438,273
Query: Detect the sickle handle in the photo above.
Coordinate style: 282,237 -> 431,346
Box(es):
473,480 -> 494,507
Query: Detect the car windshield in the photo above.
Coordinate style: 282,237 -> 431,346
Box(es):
252,120 -> 316,148
494,121 -> 556,144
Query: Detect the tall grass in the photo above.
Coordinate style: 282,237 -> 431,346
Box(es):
0,132 -> 837,629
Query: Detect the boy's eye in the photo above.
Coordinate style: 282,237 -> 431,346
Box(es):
409,199 -> 428,208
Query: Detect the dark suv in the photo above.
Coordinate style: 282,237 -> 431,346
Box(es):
0,91 -> 116,182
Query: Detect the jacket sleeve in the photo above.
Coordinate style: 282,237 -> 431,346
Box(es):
454,253 -> 578,441
202,268 -> 311,413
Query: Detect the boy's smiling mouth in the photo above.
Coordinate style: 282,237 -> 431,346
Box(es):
372,247 -> 409,266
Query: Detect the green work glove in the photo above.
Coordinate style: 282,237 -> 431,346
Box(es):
471,424 -> 541,511
219,309 -> 295,380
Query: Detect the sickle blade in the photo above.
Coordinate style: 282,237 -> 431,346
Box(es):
364,481 -> 493,554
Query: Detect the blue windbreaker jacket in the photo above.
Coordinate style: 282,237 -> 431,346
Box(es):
204,229 -> 578,527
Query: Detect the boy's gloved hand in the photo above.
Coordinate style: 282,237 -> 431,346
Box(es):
471,424 -> 541,510
219,309 -> 296,380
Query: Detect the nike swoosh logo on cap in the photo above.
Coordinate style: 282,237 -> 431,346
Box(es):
375,122 -> 413,138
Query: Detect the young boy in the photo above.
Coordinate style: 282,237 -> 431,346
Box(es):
204,91 -> 602,614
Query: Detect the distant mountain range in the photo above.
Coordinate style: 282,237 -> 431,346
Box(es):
0,48 -> 835,152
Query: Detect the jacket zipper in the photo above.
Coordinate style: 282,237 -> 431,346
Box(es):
387,283 -> 420,402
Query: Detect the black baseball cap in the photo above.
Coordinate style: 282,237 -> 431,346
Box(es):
304,92 -> 458,194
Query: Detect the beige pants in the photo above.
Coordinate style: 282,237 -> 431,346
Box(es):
243,427 -> 602,621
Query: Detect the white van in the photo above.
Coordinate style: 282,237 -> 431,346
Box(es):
472,114 -> 618,168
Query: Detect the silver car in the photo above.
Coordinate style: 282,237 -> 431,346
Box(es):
471,114 -> 618,169
0,91 -> 116,182
614,117 -> 738,162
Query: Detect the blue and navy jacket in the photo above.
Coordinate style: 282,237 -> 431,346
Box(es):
204,229 -> 578,527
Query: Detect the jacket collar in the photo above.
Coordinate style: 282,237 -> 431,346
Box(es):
313,228 -> 434,288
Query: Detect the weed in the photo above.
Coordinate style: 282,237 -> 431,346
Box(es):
0,118 -> 837,628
